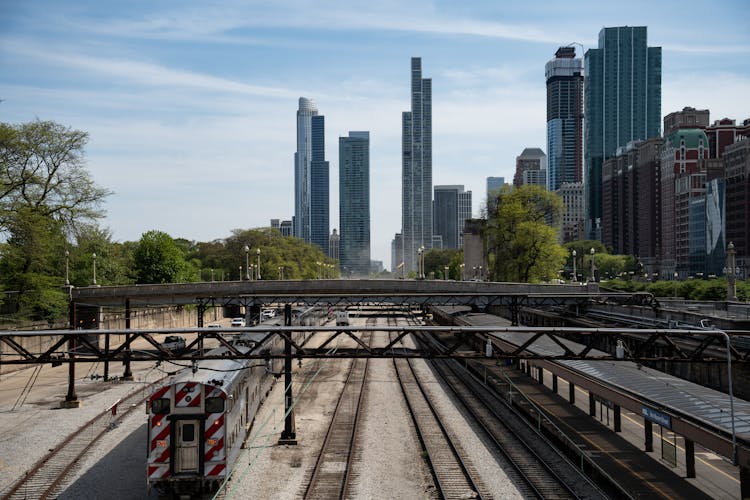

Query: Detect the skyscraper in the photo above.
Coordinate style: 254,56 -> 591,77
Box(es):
434,185 -> 472,249
294,97 -> 329,253
513,148 -> 547,187
546,46 -> 583,192
339,131 -> 371,277
401,57 -> 432,274
584,26 -> 661,240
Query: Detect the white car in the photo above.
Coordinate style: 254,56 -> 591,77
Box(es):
230,317 -> 245,327
261,309 -> 276,320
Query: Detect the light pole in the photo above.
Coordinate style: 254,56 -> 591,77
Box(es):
589,248 -> 595,282
279,266 -> 284,280
65,249 -> 70,286
92,252 -> 98,286
244,245 -> 250,280
316,261 -> 321,279
572,249 -> 577,284
239,266 -> 242,281
673,271 -> 679,298
444,265 -> 449,280
478,265 -> 483,281
256,248 -> 261,280
417,247 -> 423,279
727,242 -> 738,301
459,263 -> 465,281
211,268 -> 214,282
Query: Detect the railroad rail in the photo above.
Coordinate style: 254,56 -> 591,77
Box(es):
1,379 -> 161,500
302,323 -> 374,499
390,320 -> 486,500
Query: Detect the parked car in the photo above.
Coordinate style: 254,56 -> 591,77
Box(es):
261,309 -> 276,320
162,335 -> 186,352
230,317 -> 245,327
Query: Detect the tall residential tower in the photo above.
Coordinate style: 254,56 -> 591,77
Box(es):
294,97 -> 329,254
339,132 -> 371,277
584,26 -> 661,240
401,57 -> 432,274
546,46 -> 583,192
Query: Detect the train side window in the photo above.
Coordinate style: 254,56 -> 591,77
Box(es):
151,398 -> 170,414
205,397 -> 224,413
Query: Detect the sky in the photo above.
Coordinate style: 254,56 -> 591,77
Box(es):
1,1 -> 749,269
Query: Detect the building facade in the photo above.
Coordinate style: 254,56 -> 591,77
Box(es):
401,57 -> 433,273
433,185 -> 472,249
513,148 -> 547,188
584,26 -> 661,240
339,132 -> 371,277
546,46 -> 583,192
328,229 -> 340,261
557,182 -> 585,244
724,137 -> 750,280
294,98 -> 329,253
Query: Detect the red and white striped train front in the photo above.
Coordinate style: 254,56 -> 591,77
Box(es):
147,381 -> 229,492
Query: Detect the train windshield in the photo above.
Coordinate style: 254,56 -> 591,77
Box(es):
151,398 -> 170,414
205,397 -> 224,413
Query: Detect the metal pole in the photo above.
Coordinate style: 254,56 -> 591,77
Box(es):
719,330 -> 738,465
123,299 -> 133,380
279,304 -> 296,444
64,300 -> 77,404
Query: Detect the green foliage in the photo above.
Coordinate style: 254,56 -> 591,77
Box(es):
424,248 -> 461,279
133,230 -> 196,284
486,185 -> 566,282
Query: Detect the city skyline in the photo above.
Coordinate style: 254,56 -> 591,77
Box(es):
1,1 -> 749,269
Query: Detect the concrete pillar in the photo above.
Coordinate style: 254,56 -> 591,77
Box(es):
552,374 -> 558,393
569,382 -> 575,404
614,405 -> 621,432
685,439 -> 696,478
645,420 -> 653,452
589,392 -> 596,417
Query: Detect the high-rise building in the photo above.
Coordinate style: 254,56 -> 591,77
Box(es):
294,97 -> 329,254
391,233 -> 403,275
433,185 -> 472,249
546,46 -> 583,192
664,107 -> 710,136
339,131 -> 371,277
724,137 -> 750,280
557,182 -> 585,243
401,57 -> 432,273
584,26 -> 662,240
513,148 -> 547,188
328,229 -> 340,261
279,220 -> 293,237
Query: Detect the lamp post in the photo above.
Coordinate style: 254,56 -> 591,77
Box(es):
589,248 -> 595,282
211,268 -> 214,282
727,242 -> 738,301
572,249 -> 577,284
417,247 -> 423,279
256,248 -> 262,280
244,245 -> 250,280
239,266 -> 242,281
478,265 -> 483,281
444,265 -> 449,280
459,263 -> 465,281
65,250 -> 70,286
92,252 -> 97,286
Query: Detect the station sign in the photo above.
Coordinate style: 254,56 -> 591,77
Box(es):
642,406 -> 672,429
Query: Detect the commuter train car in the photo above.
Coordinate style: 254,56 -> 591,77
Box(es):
146,337 -> 276,495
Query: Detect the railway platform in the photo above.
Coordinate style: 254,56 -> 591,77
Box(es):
485,362 -> 714,498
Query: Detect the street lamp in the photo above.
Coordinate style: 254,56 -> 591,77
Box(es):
444,265 -> 449,280
278,266 -> 284,280
316,261 -> 321,279
459,263 -> 465,281
572,249 -> 577,284
674,271 -> 679,299
727,242 -> 738,301
65,249 -> 70,286
417,247 -> 423,279
478,265 -> 483,281
211,268 -> 214,282
92,252 -> 98,286
239,266 -> 243,281
589,248 -> 595,282
256,248 -> 262,280
244,245 -> 250,280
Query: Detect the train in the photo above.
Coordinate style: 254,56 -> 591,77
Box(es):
146,307 -> 325,495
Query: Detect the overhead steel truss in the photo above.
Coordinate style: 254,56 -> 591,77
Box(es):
1,326 -> 749,366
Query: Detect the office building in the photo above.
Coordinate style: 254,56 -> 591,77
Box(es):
486,176 -> 504,212
294,97 -> 329,254
329,229 -> 339,261
433,185 -> 472,249
724,137 -> 750,280
339,131 -> 371,277
546,46 -> 583,192
513,148 -> 547,188
391,233 -> 403,276
584,26 -> 661,240
557,182 -> 585,243
401,57 -> 433,273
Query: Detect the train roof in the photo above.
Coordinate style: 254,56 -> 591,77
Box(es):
164,343 -> 263,392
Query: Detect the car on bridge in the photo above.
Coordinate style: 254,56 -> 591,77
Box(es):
162,335 -> 186,352
230,317 -> 245,327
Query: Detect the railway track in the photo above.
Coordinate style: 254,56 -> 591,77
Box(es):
302,320 -> 374,499
421,332 -> 603,500
389,319 -> 486,500
1,379 -> 162,500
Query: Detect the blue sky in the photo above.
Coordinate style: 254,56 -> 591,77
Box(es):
2,1 -> 749,269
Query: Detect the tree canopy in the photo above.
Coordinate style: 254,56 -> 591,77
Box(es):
485,185 -> 567,282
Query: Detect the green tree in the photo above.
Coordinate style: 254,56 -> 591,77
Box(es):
486,185 -> 566,282
133,230 -> 196,284
424,248 -> 460,279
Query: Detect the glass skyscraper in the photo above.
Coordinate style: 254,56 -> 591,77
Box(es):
584,27 -> 661,240
434,185 -> 472,249
294,97 -> 329,254
401,57 -> 432,273
546,46 -> 583,192
339,131 -> 370,277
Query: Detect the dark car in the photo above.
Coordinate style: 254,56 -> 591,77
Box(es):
162,335 -> 186,352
